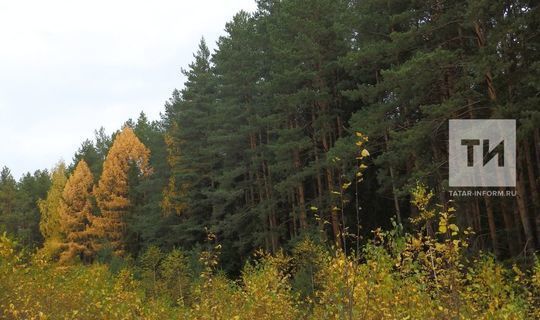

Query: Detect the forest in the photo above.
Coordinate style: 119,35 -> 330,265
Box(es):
1,0 -> 540,318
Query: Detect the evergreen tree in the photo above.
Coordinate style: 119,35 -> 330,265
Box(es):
16,169 -> 51,246
260,0 -> 353,247
0,167 -> 19,236
71,128 -> 112,181
163,39 -> 218,245
208,10 -> 272,269
126,112 -> 171,253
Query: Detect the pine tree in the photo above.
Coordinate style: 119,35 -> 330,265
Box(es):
340,0 -> 540,256
0,167 -> 18,236
58,160 -> 94,263
71,140 -> 100,178
126,112 -> 171,253
71,128 -> 112,181
92,127 -> 151,256
209,10 -> 273,266
261,0 -> 353,247
163,38 -> 218,245
16,169 -> 51,246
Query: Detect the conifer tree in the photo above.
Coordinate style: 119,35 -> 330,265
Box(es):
16,170 -> 51,246
261,0 -> 352,246
163,38 -> 218,245
92,127 -> 151,256
209,10 -> 272,264
0,167 -> 18,236
125,112 -> 170,253
38,162 -> 67,254
71,128 -> 112,181
58,160 -> 94,263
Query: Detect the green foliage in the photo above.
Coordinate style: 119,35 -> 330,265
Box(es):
0,167 -> 50,247
159,248 -> 192,305
137,245 -> 164,298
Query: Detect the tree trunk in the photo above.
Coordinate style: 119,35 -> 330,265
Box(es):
320,125 -> 341,248
311,110 -> 326,237
290,192 -> 297,238
524,140 -> 540,243
516,151 -> 536,253
293,145 -> 308,230
484,196 -> 500,256
473,197 -> 482,234
259,129 -> 278,252
473,21 -> 497,101
534,129 -> 540,173
513,204 -> 524,251
500,197 -> 519,256
384,131 -> 402,224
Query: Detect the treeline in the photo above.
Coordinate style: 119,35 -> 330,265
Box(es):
0,0 -> 539,272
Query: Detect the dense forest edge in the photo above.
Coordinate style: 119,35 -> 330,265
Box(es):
1,0 -> 540,318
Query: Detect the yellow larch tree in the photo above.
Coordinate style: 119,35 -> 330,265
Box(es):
91,127 -> 151,256
38,161 -> 67,258
58,160 -> 94,263
161,131 -> 188,215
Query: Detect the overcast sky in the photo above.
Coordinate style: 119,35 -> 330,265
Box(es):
0,0 -> 257,179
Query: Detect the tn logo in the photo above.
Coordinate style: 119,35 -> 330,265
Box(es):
461,139 -> 504,167
449,119 -> 516,187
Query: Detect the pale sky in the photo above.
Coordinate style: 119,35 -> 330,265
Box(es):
0,0 -> 257,179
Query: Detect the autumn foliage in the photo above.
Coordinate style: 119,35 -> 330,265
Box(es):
37,162 -> 67,259
1,203 -> 540,319
36,127 -> 151,262
58,160 -> 94,263
92,127 -> 151,256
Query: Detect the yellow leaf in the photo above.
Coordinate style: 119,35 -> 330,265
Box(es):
438,224 -> 447,234
361,149 -> 370,157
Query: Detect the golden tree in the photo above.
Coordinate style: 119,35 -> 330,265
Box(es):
38,161 -> 67,257
92,127 -> 151,256
58,160 -> 94,263
161,131 -> 188,215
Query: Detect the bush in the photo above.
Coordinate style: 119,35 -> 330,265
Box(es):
0,209 -> 538,319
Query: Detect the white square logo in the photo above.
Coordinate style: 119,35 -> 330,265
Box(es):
449,119 -> 516,187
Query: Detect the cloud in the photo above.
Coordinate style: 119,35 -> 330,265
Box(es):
0,0 -> 257,179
